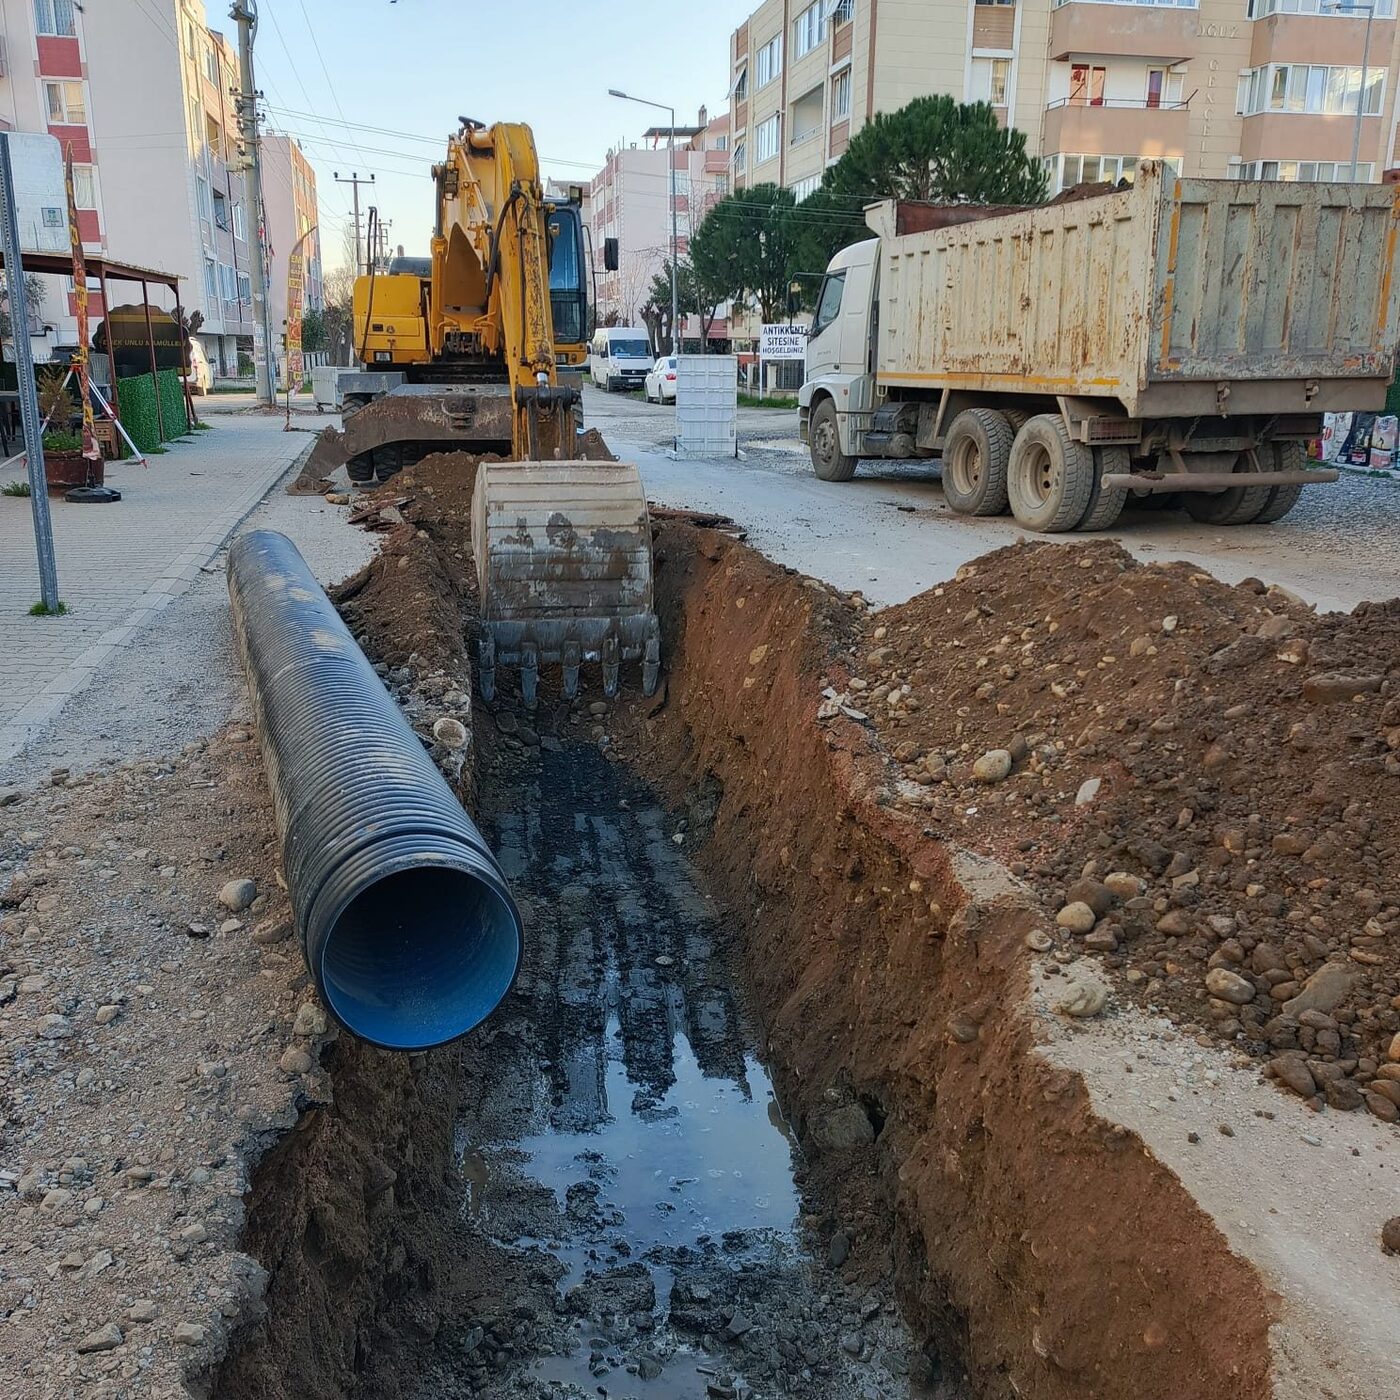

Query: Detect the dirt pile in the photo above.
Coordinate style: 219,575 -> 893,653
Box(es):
840,540 -> 1400,1117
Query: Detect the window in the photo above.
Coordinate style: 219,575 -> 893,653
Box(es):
731,66 -> 748,102
212,188 -> 229,231
34,0 -> 76,36
1249,0 -> 1393,16
219,263 -> 237,304
1069,64 -> 1106,106
756,33 -> 783,88
72,164 -> 95,209
972,57 -> 1012,107
44,80 -> 86,125
203,258 -> 217,302
756,114 -> 781,163
1146,67 -> 1185,108
237,272 -> 251,303
976,0 -> 1016,5
185,18 -> 197,57
233,203 -> 246,240
811,269 -> 846,336
1240,63 -> 1384,116
791,175 -> 821,200
195,174 -> 212,227
832,68 -> 852,119
826,0 -> 855,21
204,45 -> 220,85
206,115 -> 223,160
1054,0 -> 1196,6
1046,153 -> 1176,193
732,139 -> 747,173
794,3 -> 825,57
1237,158 -> 1375,181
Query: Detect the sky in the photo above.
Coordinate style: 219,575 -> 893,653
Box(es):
215,0 -> 756,270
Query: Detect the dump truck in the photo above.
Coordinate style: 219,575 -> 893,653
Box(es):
798,162 -> 1400,530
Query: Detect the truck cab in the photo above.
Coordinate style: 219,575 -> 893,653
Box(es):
797,237 -> 878,479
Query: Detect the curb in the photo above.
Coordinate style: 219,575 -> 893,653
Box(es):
0,438 -> 316,765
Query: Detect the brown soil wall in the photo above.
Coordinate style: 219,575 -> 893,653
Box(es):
637,523 -> 1275,1400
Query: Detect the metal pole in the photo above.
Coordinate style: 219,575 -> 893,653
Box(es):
1354,3 -> 1375,181
140,279 -> 165,443
668,106 -> 679,357
336,172 -> 373,277
0,134 -> 59,611
96,262 -> 119,421
233,1 -> 276,407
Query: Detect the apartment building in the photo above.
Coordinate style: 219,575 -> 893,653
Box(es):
729,0 -> 1400,199
262,132 -> 324,351
591,107 -> 732,341
0,0 -> 318,377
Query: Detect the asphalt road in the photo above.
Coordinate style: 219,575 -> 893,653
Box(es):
581,385 -> 1400,614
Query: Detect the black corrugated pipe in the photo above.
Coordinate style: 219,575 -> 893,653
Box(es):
227,530 -> 522,1052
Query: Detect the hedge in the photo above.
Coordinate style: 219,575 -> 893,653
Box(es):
117,370 -> 188,453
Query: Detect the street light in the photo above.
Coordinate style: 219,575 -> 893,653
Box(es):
1323,0 -> 1377,181
609,88 -> 680,356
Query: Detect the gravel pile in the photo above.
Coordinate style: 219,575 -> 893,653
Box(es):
0,729 -> 331,1399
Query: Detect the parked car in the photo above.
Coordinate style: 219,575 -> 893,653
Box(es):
589,326 -> 652,392
644,356 -> 678,403
185,339 -> 212,394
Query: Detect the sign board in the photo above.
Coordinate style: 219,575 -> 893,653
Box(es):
285,239 -> 306,392
759,323 -> 808,360
7,133 -> 67,255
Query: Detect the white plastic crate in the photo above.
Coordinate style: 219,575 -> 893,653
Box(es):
675,354 -> 737,459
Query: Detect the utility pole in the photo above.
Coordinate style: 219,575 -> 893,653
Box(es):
232,1 -> 276,407
335,171 -> 374,275
0,133 -> 59,611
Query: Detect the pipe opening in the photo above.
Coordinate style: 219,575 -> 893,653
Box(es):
319,866 -> 520,1050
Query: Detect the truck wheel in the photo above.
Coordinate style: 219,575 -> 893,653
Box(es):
1002,408 -> 1030,435
1253,442 -> 1307,523
1007,415 -> 1095,533
346,454 -> 374,484
942,409 -> 1012,515
1184,451 -> 1272,525
1076,446 -> 1129,531
809,399 -> 857,482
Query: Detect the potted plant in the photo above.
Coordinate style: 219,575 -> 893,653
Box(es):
35,369 -> 103,491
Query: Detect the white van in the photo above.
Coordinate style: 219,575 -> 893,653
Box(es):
589,327 -> 652,392
185,338 -> 212,394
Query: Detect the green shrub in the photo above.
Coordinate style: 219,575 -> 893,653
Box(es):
42,431 -> 83,452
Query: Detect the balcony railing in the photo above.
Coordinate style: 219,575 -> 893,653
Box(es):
790,123 -> 822,146
1047,95 -> 1190,109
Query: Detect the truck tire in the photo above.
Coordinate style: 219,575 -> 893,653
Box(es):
809,398 -> 858,482
1002,408 -> 1030,435
1007,414 -> 1095,533
1184,451 -> 1272,525
1076,445 -> 1129,531
1253,442 -> 1307,523
942,409 -> 1012,515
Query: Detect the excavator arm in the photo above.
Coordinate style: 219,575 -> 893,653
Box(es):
431,120 -> 575,458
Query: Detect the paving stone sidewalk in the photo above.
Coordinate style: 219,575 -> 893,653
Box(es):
0,412 -> 313,761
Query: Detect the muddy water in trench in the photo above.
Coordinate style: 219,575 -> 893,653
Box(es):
442,737 -> 938,1400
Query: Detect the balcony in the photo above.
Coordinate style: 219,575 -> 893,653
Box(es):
1042,96 -> 1191,157
1049,0 -> 1198,61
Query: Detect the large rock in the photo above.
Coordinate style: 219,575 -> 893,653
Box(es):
972,749 -> 1013,784
1302,672 -> 1383,704
1205,968 -> 1255,1006
1269,1057 -> 1316,1098
810,1103 -> 876,1152
1282,963 -> 1357,1018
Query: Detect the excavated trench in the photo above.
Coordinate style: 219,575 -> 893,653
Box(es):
211,479 -> 1275,1400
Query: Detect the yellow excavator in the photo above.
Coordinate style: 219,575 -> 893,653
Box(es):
307,119 -> 658,705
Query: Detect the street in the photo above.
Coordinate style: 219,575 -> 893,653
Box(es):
581,385 -> 1400,614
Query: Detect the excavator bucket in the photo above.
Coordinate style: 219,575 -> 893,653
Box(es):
472,461 -> 660,707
